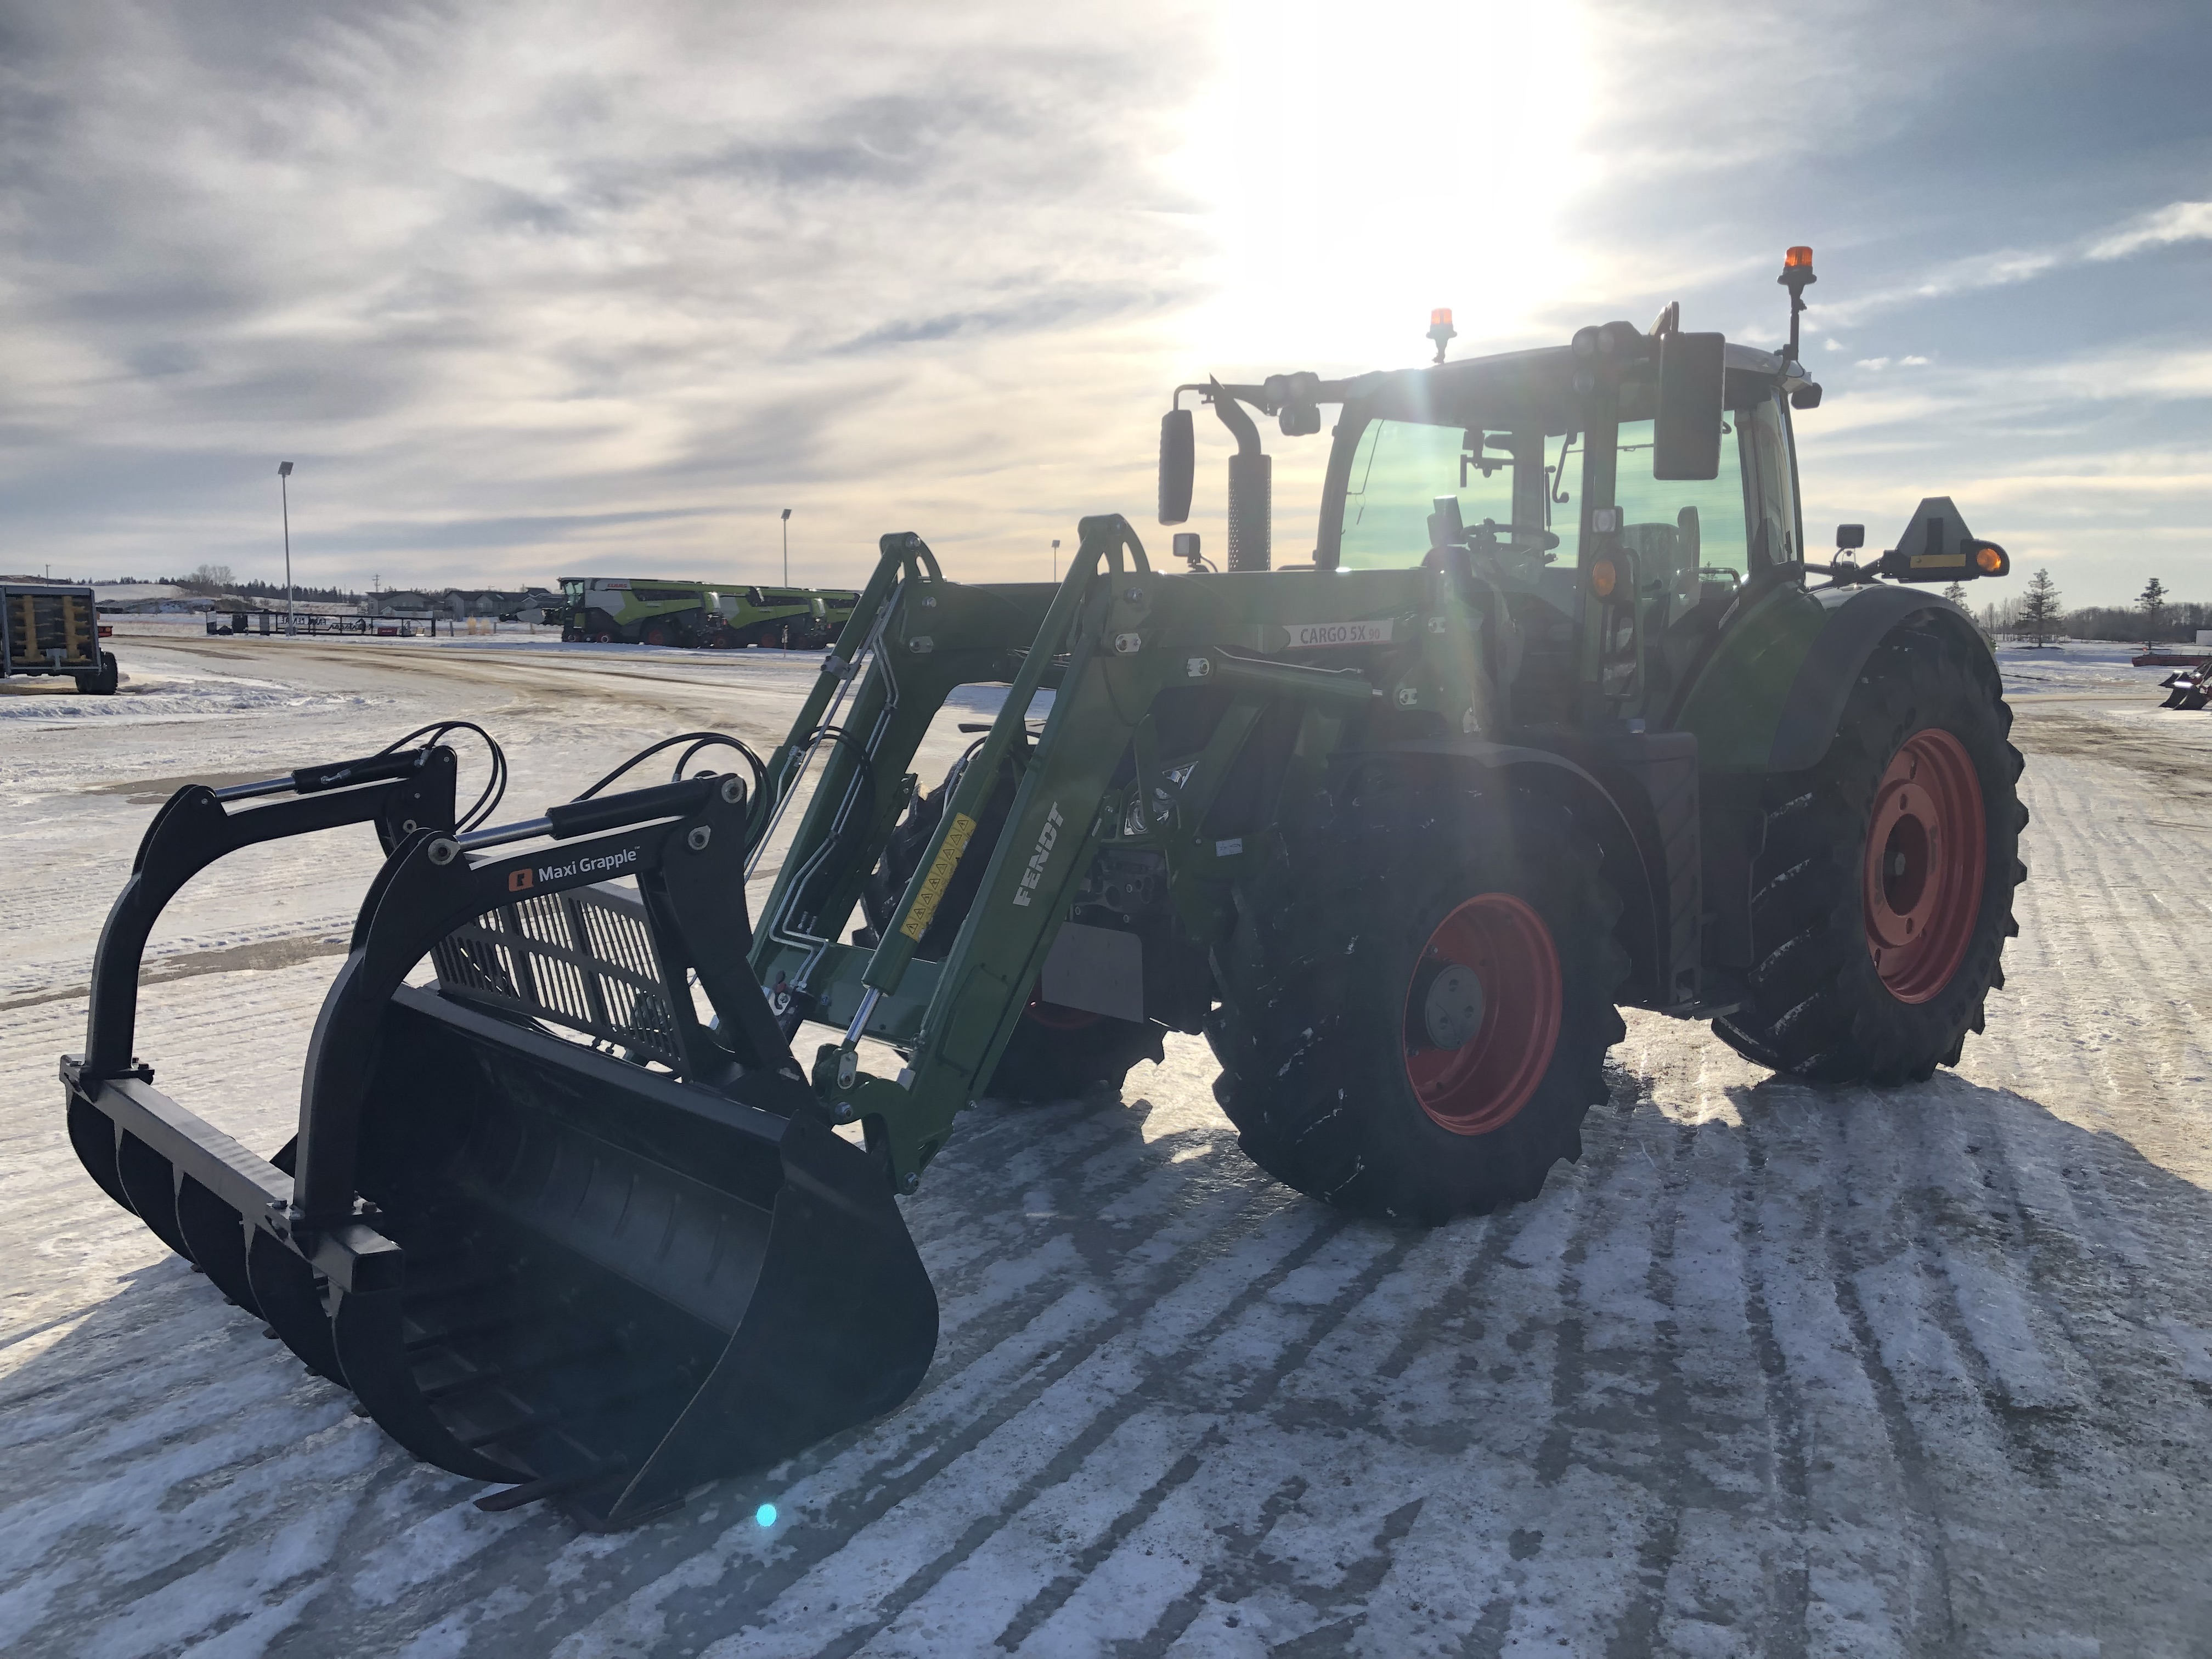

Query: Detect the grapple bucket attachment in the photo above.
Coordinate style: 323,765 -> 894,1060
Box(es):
62,737 -> 937,1527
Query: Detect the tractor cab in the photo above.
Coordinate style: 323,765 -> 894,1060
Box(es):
1162,324 -> 1815,730
1327,337 -> 1812,721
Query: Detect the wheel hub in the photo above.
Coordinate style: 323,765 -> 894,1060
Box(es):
1862,727 -> 1985,1004
1420,962 -> 1486,1050
1401,893 -> 1561,1137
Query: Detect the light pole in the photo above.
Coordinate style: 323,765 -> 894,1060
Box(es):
1051,538 -> 1060,582
278,461 -> 295,635
780,507 -> 792,588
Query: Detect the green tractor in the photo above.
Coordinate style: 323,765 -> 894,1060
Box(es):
66,249 -> 2025,1524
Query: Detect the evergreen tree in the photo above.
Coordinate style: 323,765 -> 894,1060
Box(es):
2019,569 -> 2062,647
2140,576 -> 2168,650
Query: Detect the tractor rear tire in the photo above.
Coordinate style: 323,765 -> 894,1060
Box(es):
1210,775 -> 1627,1224
1712,625 -> 2026,1085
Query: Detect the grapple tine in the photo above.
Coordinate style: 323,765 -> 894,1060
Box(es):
114,1135 -> 192,1260
176,1176 -> 261,1316
473,1458 -> 629,1516
67,1095 -> 132,1214
245,1229 -> 347,1384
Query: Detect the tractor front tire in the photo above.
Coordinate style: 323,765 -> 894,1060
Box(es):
1210,776 -> 1627,1224
1712,625 -> 2026,1084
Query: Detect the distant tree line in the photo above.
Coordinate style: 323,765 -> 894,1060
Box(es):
1975,573 -> 2208,648
162,563 -> 363,603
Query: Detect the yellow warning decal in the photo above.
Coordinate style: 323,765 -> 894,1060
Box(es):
901,812 -> 978,940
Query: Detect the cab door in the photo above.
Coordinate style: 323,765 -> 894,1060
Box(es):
1609,391 -> 1798,714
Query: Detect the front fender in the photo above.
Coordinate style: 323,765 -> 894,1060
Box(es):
1371,736 -> 1685,1009
1678,582 -> 1990,774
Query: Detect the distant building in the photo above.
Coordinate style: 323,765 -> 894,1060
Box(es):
368,586 -> 550,619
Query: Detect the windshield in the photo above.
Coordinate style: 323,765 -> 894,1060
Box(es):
1335,396 -> 1794,591
1336,419 -> 1568,570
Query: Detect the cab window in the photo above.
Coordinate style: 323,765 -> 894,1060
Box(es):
1338,421 -> 1517,568
1737,394 -> 1800,566
1607,415 -> 1759,631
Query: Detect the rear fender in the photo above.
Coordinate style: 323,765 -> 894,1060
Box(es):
1680,582 -> 1993,774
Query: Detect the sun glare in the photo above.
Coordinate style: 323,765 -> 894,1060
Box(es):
1171,0 -> 1592,373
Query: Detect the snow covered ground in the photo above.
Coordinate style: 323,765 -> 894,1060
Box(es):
4,625 -> 2211,1658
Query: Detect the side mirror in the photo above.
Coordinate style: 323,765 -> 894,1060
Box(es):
1835,523 -> 1865,550
1652,331 -> 1725,480
1159,408 -> 1194,525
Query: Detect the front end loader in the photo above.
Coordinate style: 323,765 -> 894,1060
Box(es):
64,249 -> 2025,1522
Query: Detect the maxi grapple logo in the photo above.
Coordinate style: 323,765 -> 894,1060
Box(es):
515,844 -> 642,892
1011,802 -> 1064,907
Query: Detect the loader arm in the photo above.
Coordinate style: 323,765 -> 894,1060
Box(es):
760,515 -> 1395,1190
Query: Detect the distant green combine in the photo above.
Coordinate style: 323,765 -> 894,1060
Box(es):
558,578 -> 860,648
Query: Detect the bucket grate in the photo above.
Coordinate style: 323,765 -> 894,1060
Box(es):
432,884 -> 685,1069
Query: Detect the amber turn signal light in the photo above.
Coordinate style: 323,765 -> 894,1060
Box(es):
1589,557 -> 1619,600
1971,540 -> 2010,577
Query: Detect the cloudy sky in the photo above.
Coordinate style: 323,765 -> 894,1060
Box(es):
3,0 -> 2205,603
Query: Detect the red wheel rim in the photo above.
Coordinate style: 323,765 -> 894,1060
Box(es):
1862,727 -> 1985,1004
1402,893 -> 1562,1137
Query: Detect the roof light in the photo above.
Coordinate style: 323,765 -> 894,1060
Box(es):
1427,307 -> 1457,364
1779,245 -> 1818,360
